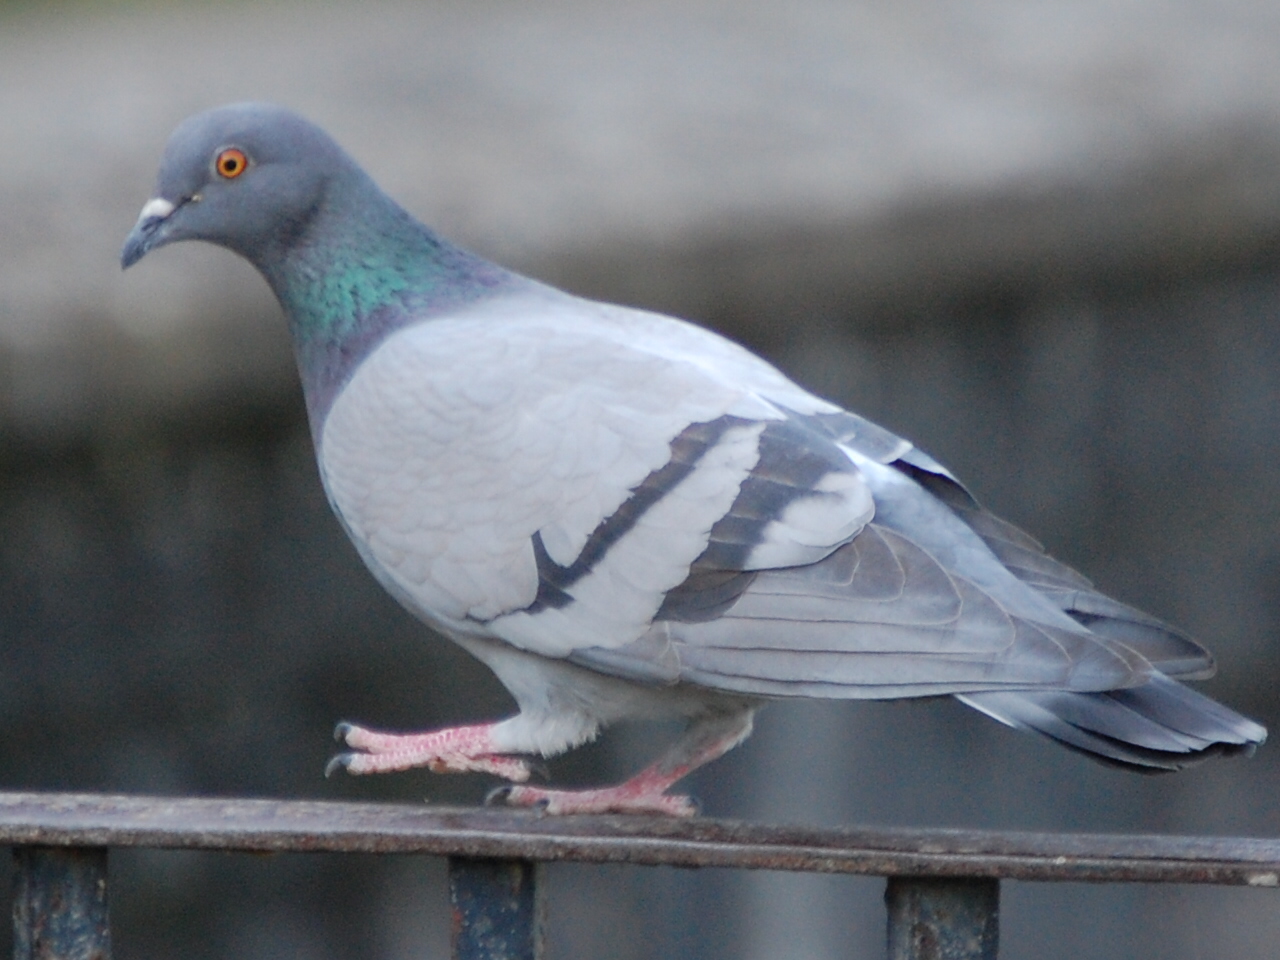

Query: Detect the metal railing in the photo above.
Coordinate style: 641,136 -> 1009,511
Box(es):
3,790 -> 1279,959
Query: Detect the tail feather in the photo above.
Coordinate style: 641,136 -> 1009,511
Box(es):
959,674 -> 1266,772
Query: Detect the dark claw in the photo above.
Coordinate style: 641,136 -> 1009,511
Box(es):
526,759 -> 551,780
333,721 -> 354,743
324,753 -> 354,778
484,785 -> 513,807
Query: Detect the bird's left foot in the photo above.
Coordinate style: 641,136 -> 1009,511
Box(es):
486,782 -> 699,817
326,721 -> 532,782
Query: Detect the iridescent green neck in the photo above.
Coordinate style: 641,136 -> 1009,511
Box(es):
258,183 -> 519,433
275,208 -> 447,341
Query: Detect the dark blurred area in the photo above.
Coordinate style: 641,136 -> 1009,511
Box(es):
2,2 -> 1279,958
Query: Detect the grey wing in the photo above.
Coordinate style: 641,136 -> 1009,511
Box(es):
570,408 -> 1204,700
890,453 -> 1217,680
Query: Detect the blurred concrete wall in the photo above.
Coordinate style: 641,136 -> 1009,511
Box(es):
2,2 -> 1279,959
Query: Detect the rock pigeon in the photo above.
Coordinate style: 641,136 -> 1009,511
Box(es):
122,103 -> 1265,816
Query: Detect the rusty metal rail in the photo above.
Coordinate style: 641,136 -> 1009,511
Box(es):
4,791 -> 1279,959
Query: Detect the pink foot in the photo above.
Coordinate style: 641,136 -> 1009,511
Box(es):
327,721 -> 532,781
487,760 -> 700,816
491,783 -> 699,816
481,711 -> 755,816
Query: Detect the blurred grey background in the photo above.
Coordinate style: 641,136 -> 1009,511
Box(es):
3,1 -> 1280,957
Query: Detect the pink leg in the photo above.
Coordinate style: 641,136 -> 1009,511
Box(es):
491,710 -> 755,816
327,721 -> 532,782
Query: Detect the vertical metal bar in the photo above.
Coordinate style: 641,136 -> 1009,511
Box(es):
449,857 -> 542,960
885,876 -> 998,960
12,846 -> 111,960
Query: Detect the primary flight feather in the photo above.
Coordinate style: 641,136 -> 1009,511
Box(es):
122,103 -> 1265,815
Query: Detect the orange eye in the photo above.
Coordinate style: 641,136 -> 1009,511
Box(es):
214,148 -> 249,179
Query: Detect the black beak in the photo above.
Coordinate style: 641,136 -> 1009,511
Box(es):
121,197 -> 179,269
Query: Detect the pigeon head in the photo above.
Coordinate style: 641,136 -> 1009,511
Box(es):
121,102 -> 356,270
123,103 -> 521,433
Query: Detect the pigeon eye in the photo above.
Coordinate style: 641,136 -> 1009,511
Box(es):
214,148 -> 249,179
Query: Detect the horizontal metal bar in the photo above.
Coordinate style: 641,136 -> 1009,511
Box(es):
0,791 -> 1278,886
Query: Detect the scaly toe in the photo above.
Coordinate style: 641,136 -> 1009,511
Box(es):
465,754 -> 533,782
662,794 -> 701,817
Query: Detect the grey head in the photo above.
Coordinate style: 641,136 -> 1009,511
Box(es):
123,103 -> 521,435
121,103 -> 363,271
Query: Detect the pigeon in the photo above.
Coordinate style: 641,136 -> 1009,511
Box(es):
122,103 -> 1265,816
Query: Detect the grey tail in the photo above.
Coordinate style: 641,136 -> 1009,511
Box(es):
959,674 -> 1267,772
